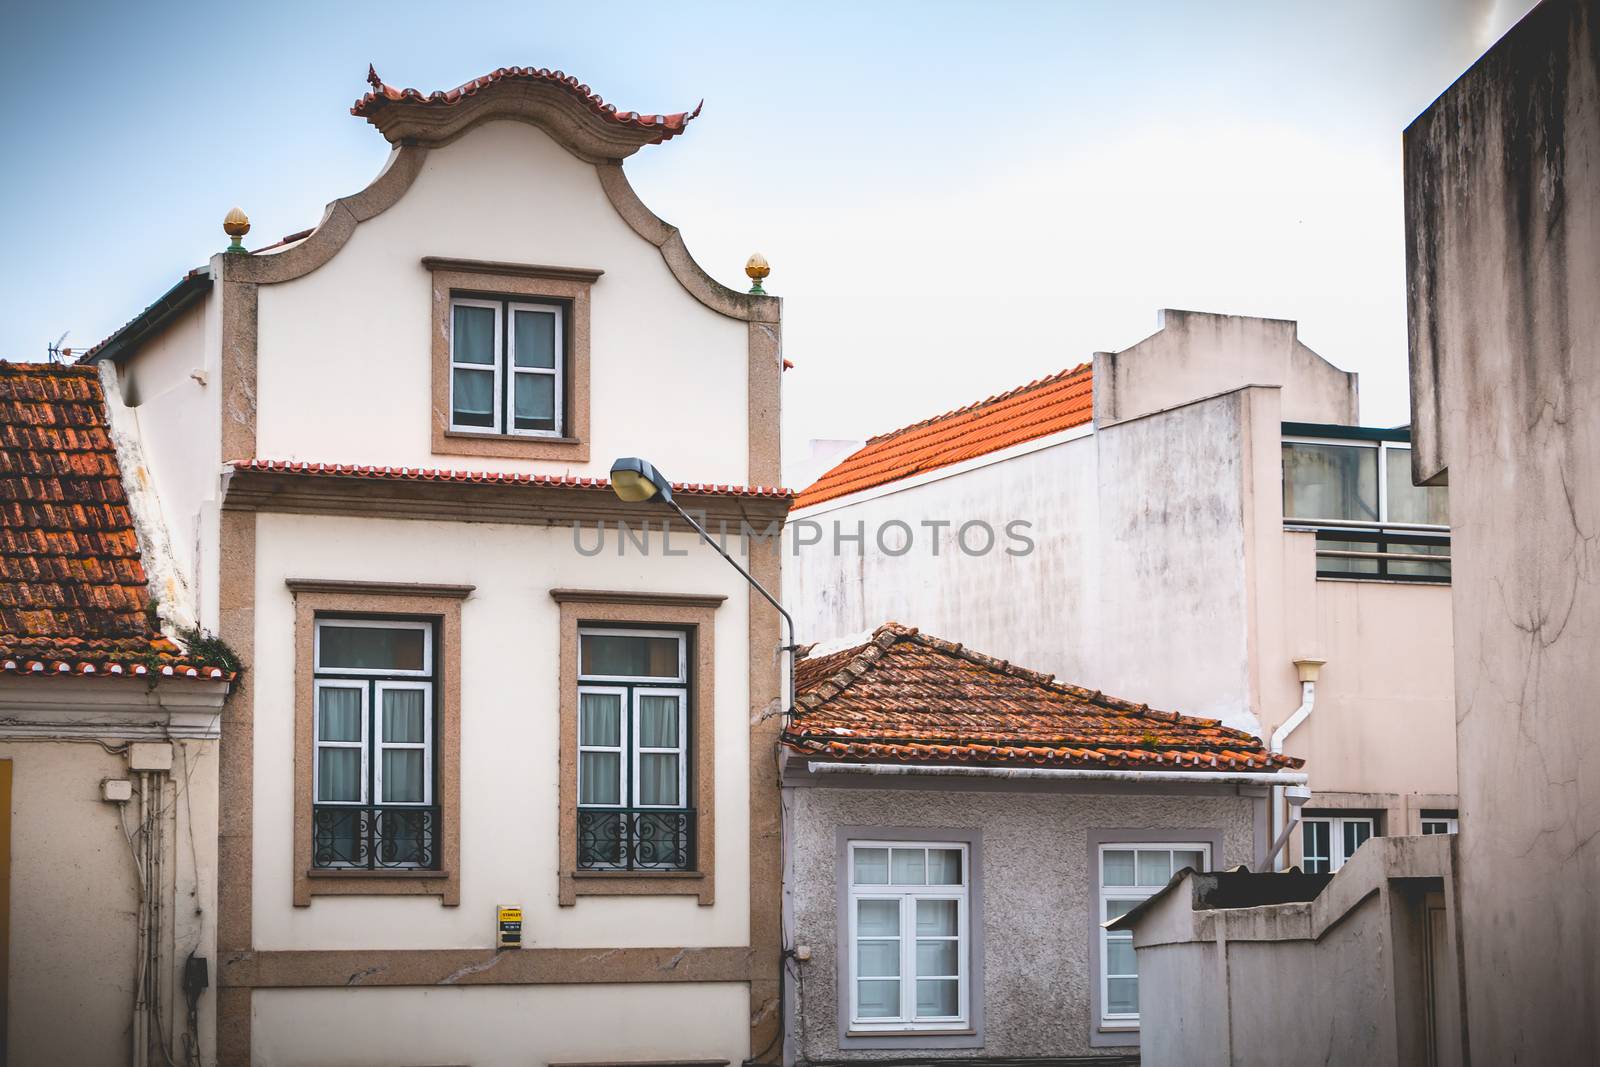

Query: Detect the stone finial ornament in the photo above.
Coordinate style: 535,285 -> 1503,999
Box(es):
745,252 -> 770,295
223,207 -> 251,254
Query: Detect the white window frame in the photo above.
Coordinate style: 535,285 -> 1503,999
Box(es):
577,627 -> 687,684
313,679 -> 369,805
632,687 -> 688,810
1421,814 -> 1459,835
846,841 -> 970,1032
374,680 -> 433,807
447,296 -> 505,434
506,301 -> 564,439
576,684 -> 628,809
1281,437 -> 1448,531
1300,815 -> 1376,873
1097,842 -> 1211,1027
313,618 -> 433,677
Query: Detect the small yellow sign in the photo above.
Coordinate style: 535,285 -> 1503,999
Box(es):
497,905 -> 523,949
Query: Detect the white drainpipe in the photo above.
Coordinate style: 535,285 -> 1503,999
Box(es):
1260,659 -> 1325,870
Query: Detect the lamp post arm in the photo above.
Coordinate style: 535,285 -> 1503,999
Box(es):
664,498 -> 797,716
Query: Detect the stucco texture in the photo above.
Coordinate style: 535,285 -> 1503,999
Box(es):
788,784 -> 1255,1061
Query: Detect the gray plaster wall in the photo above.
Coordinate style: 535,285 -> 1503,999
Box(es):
788,783 -> 1255,1062
1405,0 -> 1600,1060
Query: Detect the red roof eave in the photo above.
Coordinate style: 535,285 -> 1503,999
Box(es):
0,657 -> 233,682
230,459 -> 792,500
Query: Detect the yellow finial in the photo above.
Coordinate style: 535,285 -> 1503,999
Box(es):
745,252 -> 770,295
223,207 -> 251,253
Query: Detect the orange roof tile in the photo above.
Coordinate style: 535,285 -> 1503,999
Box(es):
0,362 -> 230,680
784,623 -> 1300,773
230,459 -> 791,499
794,364 -> 1093,509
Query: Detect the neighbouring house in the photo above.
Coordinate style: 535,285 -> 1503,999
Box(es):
779,622 -> 1305,1063
0,361 -> 235,1065
1404,0 -> 1600,1058
787,310 -> 1457,901
80,67 -> 789,1066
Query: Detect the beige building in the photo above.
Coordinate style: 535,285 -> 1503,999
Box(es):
789,309 -> 1458,897
82,66 -> 788,1066
0,361 -> 235,1066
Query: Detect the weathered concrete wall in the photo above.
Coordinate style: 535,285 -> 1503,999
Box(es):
1405,0 -> 1600,1059
787,783 -> 1255,1061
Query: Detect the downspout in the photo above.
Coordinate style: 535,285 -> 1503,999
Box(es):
1260,659 -> 1324,871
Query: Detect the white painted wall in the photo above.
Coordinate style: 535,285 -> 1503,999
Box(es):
253,120 -> 750,485
251,512 -> 753,950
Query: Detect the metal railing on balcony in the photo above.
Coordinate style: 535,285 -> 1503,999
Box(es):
1285,518 -> 1451,584
311,804 -> 440,869
577,807 -> 696,871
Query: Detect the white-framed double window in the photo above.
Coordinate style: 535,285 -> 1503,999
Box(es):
1300,815 -> 1375,874
449,296 -> 564,437
312,618 -> 436,868
1098,843 -> 1210,1025
576,628 -> 691,870
846,842 -> 969,1031
1421,813 -> 1459,835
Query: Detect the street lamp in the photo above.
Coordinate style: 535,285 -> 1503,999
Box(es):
609,457 -> 797,717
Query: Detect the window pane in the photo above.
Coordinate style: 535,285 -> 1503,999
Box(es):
857,898 -> 899,937
927,848 -> 963,885
1303,821 -> 1330,874
319,624 -> 426,672
916,898 -> 958,936
1174,849 -> 1206,874
1107,976 -> 1139,1015
1107,937 -> 1137,976
452,304 -> 496,365
513,309 -> 557,368
638,695 -> 680,747
1102,849 -> 1136,886
916,939 -> 957,977
1344,820 -> 1373,857
857,979 -> 899,1019
1385,446 -> 1448,525
857,939 -> 899,978
1105,899 -> 1139,923
854,848 -> 889,885
578,751 -> 621,805
638,753 -> 680,806
513,373 -> 556,430
580,633 -> 680,678
381,750 -> 424,803
318,687 -> 362,741
579,692 -> 622,747
382,689 -> 425,743
917,979 -> 959,1017
451,368 -> 495,427
317,748 -> 361,802
891,848 -> 926,885
1283,442 -> 1379,522
1137,850 -> 1172,886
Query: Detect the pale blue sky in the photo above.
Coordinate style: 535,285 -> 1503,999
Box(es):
0,0 -> 1533,480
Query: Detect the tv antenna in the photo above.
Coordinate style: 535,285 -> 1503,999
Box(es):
46,331 -> 69,364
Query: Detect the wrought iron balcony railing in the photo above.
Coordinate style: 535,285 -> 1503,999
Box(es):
577,806 -> 696,871
1286,519 -> 1451,584
312,804 -> 439,869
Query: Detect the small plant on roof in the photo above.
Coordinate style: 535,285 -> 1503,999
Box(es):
1139,731 -> 1160,749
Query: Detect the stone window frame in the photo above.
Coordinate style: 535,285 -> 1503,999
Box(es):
552,589 -> 723,907
426,257 -> 599,462
1085,826 -> 1224,1049
833,825 -> 985,1051
289,578 -> 473,907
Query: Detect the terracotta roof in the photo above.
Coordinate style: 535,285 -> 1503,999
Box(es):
0,363 -> 229,680
794,364 -> 1094,509
353,65 -> 701,143
784,623 -> 1300,773
231,459 -> 791,499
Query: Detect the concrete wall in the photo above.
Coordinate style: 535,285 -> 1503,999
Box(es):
1405,0 -> 1600,1059
786,781 -> 1256,1061
1,738 -> 219,1067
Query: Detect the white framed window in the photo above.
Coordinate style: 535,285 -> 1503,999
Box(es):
311,618 -> 437,869
1098,843 -> 1209,1026
847,842 -> 969,1031
1300,815 -> 1375,874
448,296 -> 564,437
576,628 -> 692,871
1421,813 -> 1459,835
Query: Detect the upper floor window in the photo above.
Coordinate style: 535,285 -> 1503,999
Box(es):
311,618 -> 438,870
449,296 -> 565,437
847,841 -> 970,1032
1099,843 -> 1209,1026
1421,812 -> 1459,835
1300,814 -> 1374,874
1281,427 -> 1450,583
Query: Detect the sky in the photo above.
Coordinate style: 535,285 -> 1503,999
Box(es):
0,0 -> 1536,486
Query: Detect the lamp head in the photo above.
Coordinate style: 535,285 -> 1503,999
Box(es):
610,456 -> 673,504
